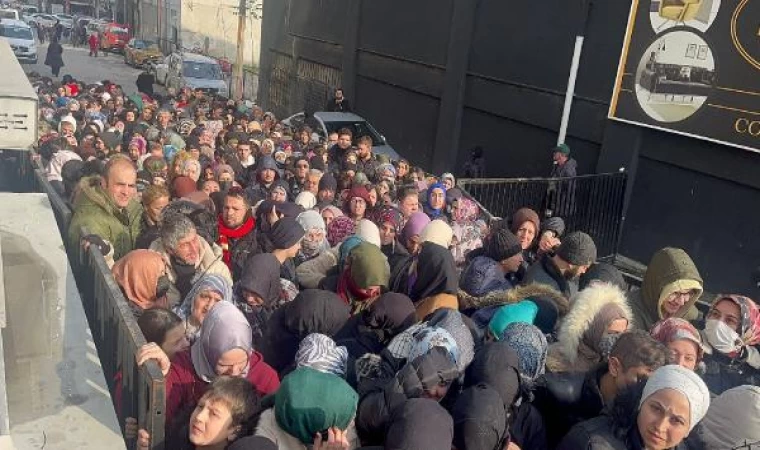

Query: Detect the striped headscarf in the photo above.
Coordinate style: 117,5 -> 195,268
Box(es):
295,333 -> 349,377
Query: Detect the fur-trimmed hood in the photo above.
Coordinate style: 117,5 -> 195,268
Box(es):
548,283 -> 632,372
459,282 -> 569,315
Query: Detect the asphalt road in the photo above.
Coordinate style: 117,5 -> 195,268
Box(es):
24,43 -> 157,95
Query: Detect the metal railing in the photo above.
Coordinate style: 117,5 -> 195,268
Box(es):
458,172 -> 628,259
22,155 -> 166,450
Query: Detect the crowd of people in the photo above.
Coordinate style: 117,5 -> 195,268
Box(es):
29,71 -> 760,450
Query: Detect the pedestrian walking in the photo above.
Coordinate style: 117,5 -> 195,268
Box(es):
44,38 -> 64,77
88,31 -> 99,57
54,20 -> 63,42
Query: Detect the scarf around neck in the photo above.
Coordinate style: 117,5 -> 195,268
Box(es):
217,215 -> 255,267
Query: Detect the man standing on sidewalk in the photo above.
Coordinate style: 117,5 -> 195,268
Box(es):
88,31 -> 99,57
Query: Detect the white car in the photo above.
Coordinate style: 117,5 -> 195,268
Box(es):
0,8 -> 19,20
156,52 -> 229,97
282,111 -> 400,160
0,19 -> 36,63
53,13 -> 73,28
31,13 -> 57,28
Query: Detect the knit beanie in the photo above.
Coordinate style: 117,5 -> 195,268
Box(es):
542,217 -> 566,237
640,365 -> 710,432
511,207 -> 540,234
269,217 -> 305,250
420,219 -> 454,248
295,191 -> 317,210
296,210 -> 326,233
556,231 -> 597,266
489,301 -> 539,340
484,228 -> 522,262
579,262 -> 627,291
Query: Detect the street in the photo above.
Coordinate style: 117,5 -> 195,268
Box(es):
24,42 -> 153,94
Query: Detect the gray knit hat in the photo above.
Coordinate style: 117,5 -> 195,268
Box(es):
556,231 -> 597,266
485,228 -> 522,262
542,217 -> 566,237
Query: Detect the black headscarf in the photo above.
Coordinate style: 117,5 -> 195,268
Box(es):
452,383 -> 508,450
237,253 -> 281,308
334,293 -> 417,358
259,289 -> 350,375
464,342 -> 522,410
410,242 -> 458,301
385,398 -> 453,450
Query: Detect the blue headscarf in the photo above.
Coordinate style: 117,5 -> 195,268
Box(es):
338,236 -> 363,272
426,182 -> 448,219
173,274 -> 234,321
500,322 -> 547,381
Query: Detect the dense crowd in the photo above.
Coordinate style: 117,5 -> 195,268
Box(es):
29,72 -> 760,450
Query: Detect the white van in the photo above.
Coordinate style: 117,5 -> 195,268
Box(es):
0,19 -> 37,64
0,9 -> 20,20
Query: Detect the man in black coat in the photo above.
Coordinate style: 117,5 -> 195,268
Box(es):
325,87 -> 351,112
523,231 -> 597,299
217,187 -> 261,280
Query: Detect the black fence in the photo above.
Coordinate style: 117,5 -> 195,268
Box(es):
18,153 -> 166,450
458,172 -> 628,259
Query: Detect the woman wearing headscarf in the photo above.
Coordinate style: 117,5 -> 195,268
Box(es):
344,185 -> 371,222
172,274 -> 234,342
294,333 -> 350,378
690,385 -> 760,449
370,205 -> 406,260
423,182 -> 449,221
254,367 -> 360,449
700,294 -> 760,394
649,318 -> 704,371
385,398 -> 454,450
136,302 -> 279,434
112,249 -> 171,315
259,289 -> 351,376
450,197 -> 486,270
295,210 -> 329,266
501,322 -> 548,382
546,283 -> 633,373
557,365 -> 710,450
334,293 -> 417,360
233,253 -> 285,347
356,342 -> 459,445
336,242 -> 390,314
452,383 -> 508,450
628,247 -> 703,330
326,215 -> 355,247
400,241 -> 460,321
511,207 -> 541,267
320,205 -> 344,229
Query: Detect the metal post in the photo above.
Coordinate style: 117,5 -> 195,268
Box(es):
557,0 -> 592,145
233,0 -> 247,100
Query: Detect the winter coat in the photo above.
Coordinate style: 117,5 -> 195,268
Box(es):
459,282 -> 568,327
44,41 -> 64,68
68,175 -> 143,262
259,289 -> 350,376
523,254 -> 578,299
511,401 -> 549,450
164,349 -> 279,433
556,383 -> 689,450
245,156 -> 281,204
546,283 -> 632,373
135,213 -> 160,250
551,158 -> 578,178
628,248 -> 702,331
148,237 -> 232,308
295,244 -> 339,289
220,226 -> 262,281
533,364 -> 608,447
255,408 -> 361,450
701,343 -> 760,395
356,347 -> 458,445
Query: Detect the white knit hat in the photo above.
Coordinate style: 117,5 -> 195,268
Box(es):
639,364 -> 710,431
355,219 -> 381,248
420,219 -> 454,249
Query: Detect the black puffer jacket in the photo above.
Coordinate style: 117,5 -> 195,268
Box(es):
556,383 -> 690,450
356,347 -> 458,445
533,364 -> 607,447
701,348 -> 760,395
222,224 -> 262,281
259,289 -> 350,377
523,254 -> 578,299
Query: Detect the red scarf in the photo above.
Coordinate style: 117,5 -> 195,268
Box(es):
337,268 -> 377,314
217,215 -> 255,268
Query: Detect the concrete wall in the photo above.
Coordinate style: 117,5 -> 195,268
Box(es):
179,0 -> 262,67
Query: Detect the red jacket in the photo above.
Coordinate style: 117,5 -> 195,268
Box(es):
88,34 -> 98,48
165,349 -> 279,430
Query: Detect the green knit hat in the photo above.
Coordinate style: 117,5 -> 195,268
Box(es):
275,367 -> 359,444
553,143 -> 571,155
349,242 -> 390,288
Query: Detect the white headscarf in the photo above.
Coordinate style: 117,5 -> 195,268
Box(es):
639,365 -> 710,432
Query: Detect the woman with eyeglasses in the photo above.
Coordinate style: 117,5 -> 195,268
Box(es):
136,301 -> 280,435
699,294 -> 760,394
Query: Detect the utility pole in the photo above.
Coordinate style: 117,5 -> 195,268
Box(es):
233,0 -> 246,100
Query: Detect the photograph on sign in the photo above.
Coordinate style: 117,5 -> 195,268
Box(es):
649,0 -> 722,33
634,31 -> 715,123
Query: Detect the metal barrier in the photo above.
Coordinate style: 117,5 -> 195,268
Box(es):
458,172 -> 628,259
22,155 -> 166,450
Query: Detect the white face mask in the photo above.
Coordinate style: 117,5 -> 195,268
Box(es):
704,319 -> 742,354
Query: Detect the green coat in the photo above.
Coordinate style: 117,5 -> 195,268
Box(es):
68,176 -> 143,262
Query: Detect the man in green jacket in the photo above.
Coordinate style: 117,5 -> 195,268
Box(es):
68,156 -> 143,262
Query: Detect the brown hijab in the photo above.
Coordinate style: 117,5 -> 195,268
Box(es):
112,249 -> 168,310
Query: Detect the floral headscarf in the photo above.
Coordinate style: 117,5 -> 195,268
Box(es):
327,216 -> 356,247
714,295 -> 760,347
451,197 -> 480,223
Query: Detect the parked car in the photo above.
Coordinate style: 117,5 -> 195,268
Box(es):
156,52 -> 229,97
53,13 -> 73,29
0,18 -> 36,63
0,8 -> 19,20
30,13 -> 57,28
282,111 -> 400,160
98,22 -> 129,52
20,5 -> 38,16
124,38 -> 161,67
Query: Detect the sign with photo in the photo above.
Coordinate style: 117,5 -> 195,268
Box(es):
609,0 -> 760,153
